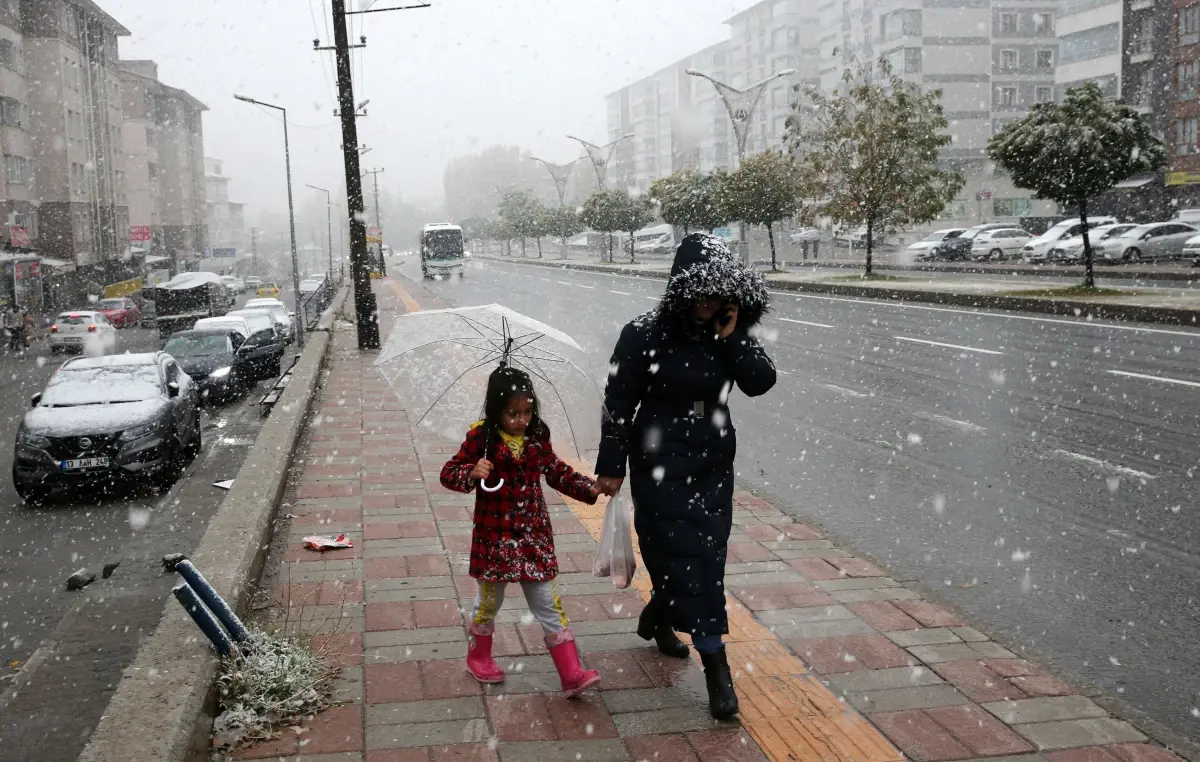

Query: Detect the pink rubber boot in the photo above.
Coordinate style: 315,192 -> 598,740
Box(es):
546,629 -> 601,697
465,623 -> 505,684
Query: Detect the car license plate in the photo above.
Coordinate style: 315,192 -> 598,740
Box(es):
61,457 -> 109,470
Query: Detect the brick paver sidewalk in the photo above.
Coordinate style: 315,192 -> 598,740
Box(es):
230,278 -> 1190,762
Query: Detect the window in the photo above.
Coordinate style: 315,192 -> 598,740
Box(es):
0,39 -> 12,69
4,154 -> 27,184
993,198 -> 1032,217
1060,23 -> 1120,64
1180,61 -> 1200,100
1133,18 -> 1155,55
881,9 -> 921,40
1181,4 -> 1200,45
999,86 -> 1017,106
1033,12 -> 1054,35
0,96 -> 19,127
1177,117 -> 1198,153
1036,86 -> 1053,103
1036,49 -> 1053,69
904,48 -> 922,74
1000,13 -> 1017,34
1001,49 -> 1017,71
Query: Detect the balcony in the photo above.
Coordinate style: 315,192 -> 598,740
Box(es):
1130,0 -> 1153,9
1129,49 -> 1154,64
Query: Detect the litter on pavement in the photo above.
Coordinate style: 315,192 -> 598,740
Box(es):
302,534 -> 353,551
213,479 -> 235,490
66,568 -> 96,591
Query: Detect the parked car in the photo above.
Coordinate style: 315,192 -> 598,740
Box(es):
245,297 -> 296,343
1095,222 -> 1199,262
931,224 -> 1013,261
220,275 -> 246,295
95,297 -> 141,328
1048,224 -> 1138,263
298,278 -> 323,296
13,352 -> 201,500
969,228 -> 1033,261
1020,217 -> 1119,262
198,315 -> 283,379
788,228 -> 822,245
256,282 -> 281,298
907,229 -> 965,261
227,308 -> 283,343
1180,232 -> 1200,263
163,329 -> 254,403
194,315 -> 251,342
49,311 -> 118,355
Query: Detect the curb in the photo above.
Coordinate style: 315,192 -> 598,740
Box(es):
484,257 -> 1200,327
77,285 -> 351,762
753,259 -> 1200,282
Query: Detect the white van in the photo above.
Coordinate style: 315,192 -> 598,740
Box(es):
632,224 -> 676,255
419,223 -> 466,279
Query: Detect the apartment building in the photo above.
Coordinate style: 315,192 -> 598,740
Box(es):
119,59 -> 207,258
205,156 -> 244,253
1,1 -> 35,250
1169,1 -> 1200,206
23,0 -> 130,267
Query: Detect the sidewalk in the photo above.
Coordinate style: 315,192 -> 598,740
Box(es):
229,277 -> 1192,762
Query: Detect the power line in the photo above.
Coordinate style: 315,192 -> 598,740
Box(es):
307,0 -> 337,104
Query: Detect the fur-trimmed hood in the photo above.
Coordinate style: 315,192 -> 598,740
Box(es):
658,233 -> 769,331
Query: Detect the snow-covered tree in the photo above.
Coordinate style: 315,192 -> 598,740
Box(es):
787,58 -> 963,277
650,169 -> 730,235
580,190 -> 624,262
987,82 -> 1166,288
498,190 -> 540,257
725,150 -> 810,271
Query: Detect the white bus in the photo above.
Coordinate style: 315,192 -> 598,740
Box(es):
419,223 -> 466,280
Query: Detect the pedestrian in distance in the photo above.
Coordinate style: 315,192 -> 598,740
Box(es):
5,303 -> 23,353
594,232 -> 776,720
21,308 -> 34,349
440,365 -> 604,697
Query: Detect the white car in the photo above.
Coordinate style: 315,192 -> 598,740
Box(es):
1181,233 -> 1200,262
244,298 -> 295,343
788,228 -> 821,244
907,228 -> 966,261
1047,224 -> 1139,263
220,275 -> 246,294
969,229 -> 1032,261
226,309 -> 280,341
1095,222 -> 1199,262
193,315 -> 251,341
1020,217 -> 1119,262
49,311 -> 118,355
298,279 -> 323,296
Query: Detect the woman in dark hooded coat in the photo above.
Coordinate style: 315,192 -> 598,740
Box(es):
594,233 -> 775,719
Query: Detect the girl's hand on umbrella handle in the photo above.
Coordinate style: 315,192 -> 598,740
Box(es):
596,476 -> 623,496
470,459 -> 493,482
479,477 -> 505,493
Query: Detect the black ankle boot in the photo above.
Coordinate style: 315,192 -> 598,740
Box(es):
699,647 -> 739,720
637,599 -> 689,658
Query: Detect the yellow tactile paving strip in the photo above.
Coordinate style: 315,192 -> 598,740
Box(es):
384,276 -> 900,762
564,474 -> 903,762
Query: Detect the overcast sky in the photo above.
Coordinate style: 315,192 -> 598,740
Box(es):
105,0 -> 752,224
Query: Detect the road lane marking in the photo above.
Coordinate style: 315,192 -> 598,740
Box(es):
643,296 -> 660,301
576,284 -> 595,289
895,335 -> 1003,355
823,383 -> 868,398
556,280 -> 574,286
916,412 -> 986,432
386,279 -> 423,313
609,290 -> 631,296
780,317 -> 835,329
1106,369 -> 1200,389
1053,449 -> 1156,480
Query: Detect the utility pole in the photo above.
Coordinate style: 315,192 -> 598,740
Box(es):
306,184 -> 335,283
250,227 -> 258,275
363,168 -> 385,276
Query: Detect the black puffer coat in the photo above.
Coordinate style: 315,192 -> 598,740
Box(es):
596,233 -> 776,636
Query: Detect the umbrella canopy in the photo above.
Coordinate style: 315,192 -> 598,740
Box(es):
374,304 -> 604,460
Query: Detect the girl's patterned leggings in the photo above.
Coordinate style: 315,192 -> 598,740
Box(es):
471,580 -> 568,634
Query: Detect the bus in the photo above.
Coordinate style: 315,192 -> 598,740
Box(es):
419,223 -> 466,280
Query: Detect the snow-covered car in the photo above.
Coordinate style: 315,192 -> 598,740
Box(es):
933,224 -> 1012,261
1048,224 -> 1138,263
220,275 -> 246,294
788,228 -> 821,244
906,228 -> 965,261
1020,217 -> 1118,262
1181,233 -> 1200,262
1095,222 -> 1198,262
244,298 -> 295,343
49,311 -> 118,355
969,228 -> 1032,261
298,279 -> 323,296
193,315 -> 251,342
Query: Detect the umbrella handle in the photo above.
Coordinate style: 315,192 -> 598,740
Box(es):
479,477 -> 505,493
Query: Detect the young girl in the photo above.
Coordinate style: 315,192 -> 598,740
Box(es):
440,366 -> 603,696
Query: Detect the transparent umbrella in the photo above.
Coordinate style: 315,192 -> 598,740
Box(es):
373,304 -> 606,468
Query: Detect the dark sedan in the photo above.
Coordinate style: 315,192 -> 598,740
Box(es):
13,352 -> 201,501
163,329 -> 252,403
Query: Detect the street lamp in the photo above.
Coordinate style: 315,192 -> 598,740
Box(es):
234,93 -> 305,347
530,157 -> 578,259
567,133 -> 634,189
686,68 -> 796,265
305,184 -> 334,285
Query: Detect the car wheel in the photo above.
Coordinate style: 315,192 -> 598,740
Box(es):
989,249 -> 1003,261
1125,248 -> 1141,262
13,469 -> 48,504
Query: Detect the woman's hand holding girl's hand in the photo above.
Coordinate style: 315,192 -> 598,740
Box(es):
588,482 -> 602,498
596,476 -> 624,496
469,458 -> 493,482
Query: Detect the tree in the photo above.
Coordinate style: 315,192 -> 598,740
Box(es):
787,57 -> 964,277
498,190 -> 540,257
651,169 -> 731,235
541,205 -> 584,257
614,191 -> 656,264
987,82 -> 1166,288
529,202 -> 560,258
580,190 -> 625,262
725,151 -> 810,271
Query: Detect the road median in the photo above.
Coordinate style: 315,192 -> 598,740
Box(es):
78,284 -> 350,762
482,255 -> 1200,327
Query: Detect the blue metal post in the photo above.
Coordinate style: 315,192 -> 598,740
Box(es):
174,560 -> 250,643
173,584 -> 233,657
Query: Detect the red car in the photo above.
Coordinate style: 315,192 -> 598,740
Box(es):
95,297 -> 140,328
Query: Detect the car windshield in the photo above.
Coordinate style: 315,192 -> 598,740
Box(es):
164,335 -> 231,357
40,365 -> 162,406
424,229 -> 464,259
229,312 -> 273,333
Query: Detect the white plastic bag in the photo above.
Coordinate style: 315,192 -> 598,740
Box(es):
593,490 -> 636,588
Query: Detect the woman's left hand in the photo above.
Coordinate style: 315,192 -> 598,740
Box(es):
717,303 -> 739,339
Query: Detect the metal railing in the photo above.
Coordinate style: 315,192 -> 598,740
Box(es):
298,275 -> 337,331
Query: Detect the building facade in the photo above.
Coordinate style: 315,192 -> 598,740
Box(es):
205,156 -> 244,253
119,59 -> 207,258
1,1 -> 35,250
1170,0 -> 1200,207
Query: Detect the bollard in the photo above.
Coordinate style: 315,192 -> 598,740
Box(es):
173,583 -> 233,657
174,560 -> 250,643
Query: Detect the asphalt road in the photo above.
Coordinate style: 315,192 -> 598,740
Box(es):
401,256 -> 1200,743
0,290 -> 298,762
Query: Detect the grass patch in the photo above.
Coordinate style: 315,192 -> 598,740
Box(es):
823,273 -> 916,282
998,285 -> 1142,298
